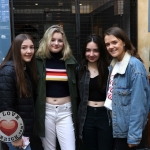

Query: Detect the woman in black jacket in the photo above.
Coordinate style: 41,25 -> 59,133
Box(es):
0,34 -> 37,150
77,34 -> 113,150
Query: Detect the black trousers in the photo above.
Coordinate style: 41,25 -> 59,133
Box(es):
114,138 -> 137,150
82,106 -> 113,150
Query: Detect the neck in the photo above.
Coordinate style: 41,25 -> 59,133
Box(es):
50,51 -> 62,59
88,61 -> 98,69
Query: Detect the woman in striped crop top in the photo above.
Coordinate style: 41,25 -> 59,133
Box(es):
35,25 -> 78,150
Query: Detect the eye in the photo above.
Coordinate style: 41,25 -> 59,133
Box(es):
94,49 -> 99,52
30,46 -> 34,49
112,41 -> 117,44
86,49 -> 90,52
58,39 -> 63,42
105,43 -> 109,47
21,46 -> 26,50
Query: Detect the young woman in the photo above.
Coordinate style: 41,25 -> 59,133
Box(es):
77,34 -> 113,150
35,25 -> 78,150
0,34 -> 37,150
104,27 -> 150,150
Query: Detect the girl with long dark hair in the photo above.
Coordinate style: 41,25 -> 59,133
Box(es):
77,34 -> 113,150
0,34 -> 37,150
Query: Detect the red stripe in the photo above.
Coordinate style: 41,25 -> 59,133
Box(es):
46,72 -> 67,76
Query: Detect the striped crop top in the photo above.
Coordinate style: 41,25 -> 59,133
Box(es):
46,52 -> 70,97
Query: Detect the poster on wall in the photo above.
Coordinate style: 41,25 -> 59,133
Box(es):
0,0 -> 11,63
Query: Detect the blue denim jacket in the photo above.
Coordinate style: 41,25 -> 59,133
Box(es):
108,52 -> 150,145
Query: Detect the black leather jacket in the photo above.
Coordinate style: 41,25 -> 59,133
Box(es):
0,61 -> 35,137
77,65 -> 111,139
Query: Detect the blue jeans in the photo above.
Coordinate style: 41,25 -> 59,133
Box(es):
7,143 -> 31,150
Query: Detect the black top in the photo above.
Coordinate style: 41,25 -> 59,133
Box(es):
88,75 -> 106,101
46,52 -> 70,97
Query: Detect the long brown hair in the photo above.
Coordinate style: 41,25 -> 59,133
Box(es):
80,34 -> 109,90
0,34 -> 37,97
104,27 -> 143,62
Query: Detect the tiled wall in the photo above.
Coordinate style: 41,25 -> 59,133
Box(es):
138,0 -> 150,74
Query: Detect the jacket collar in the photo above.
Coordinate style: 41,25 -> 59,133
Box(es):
83,64 -> 88,70
110,52 -> 131,74
65,55 -> 77,65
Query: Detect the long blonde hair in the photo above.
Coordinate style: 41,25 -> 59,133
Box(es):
36,25 -> 72,60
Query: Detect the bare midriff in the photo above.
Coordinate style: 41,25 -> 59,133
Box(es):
46,96 -> 71,105
88,101 -> 105,107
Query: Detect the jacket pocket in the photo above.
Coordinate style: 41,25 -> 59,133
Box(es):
118,89 -> 131,106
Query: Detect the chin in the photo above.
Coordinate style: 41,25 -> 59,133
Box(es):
24,59 -> 32,62
89,60 -> 97,63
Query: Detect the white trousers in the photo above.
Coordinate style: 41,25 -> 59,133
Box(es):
41,102 -> 75,150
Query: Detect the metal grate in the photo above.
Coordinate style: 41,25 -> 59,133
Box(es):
11,0 -> 137,62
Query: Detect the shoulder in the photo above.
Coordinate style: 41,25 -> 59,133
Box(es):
128,56 -> 147,76
0,61 -> 15,76
65,55 -> 78,65
129,56 -> 145,69
36,57 -> 46,66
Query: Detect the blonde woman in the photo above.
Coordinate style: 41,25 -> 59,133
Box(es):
34,25 -> 78,150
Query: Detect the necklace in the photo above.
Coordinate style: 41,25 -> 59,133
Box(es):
24,65 -> 26,70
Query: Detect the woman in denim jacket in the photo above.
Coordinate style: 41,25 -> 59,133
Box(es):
104,27 -> 150,150
77,34 -> 113,150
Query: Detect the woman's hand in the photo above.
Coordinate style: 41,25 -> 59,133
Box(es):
12,138 -> 24,148
128,144 -> 137,148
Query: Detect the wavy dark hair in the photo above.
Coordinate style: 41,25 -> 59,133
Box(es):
79,34 -> 109,90
0,34 -> 37,97
104,27 -> 143,62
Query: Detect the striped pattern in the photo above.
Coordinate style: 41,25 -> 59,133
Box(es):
46,68 -> 68,81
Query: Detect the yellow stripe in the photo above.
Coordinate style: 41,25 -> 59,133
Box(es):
46,78 -> 68,81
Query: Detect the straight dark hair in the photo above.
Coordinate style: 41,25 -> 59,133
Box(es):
0,34 -> 37,97
104,27 -> 143,62
80,34 -> 109,90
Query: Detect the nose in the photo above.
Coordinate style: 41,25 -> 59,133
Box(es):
109,44 -> 114,49
54,40 -> 58,45
27,48 -> 32,53
90,51 -> 94,56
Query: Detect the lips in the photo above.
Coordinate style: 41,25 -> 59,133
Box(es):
54,46 -> 59,48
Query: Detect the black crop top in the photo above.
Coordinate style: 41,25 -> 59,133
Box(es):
88,75 -> 106,101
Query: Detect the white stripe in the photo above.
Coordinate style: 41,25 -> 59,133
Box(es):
46,76 -> 68,79
46,68 -> 66,72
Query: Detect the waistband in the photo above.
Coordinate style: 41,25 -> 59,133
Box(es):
87,105 -> 106,111
46,102 -> 71,109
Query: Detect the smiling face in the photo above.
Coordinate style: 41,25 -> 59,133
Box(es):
104,35 -> 125,62
21,39 -> 34,63
85,41 -> 100,63
48,32 -> 64,53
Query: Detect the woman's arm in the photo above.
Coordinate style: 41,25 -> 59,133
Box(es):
0,65 -> 17,111
127,72 -> 149,145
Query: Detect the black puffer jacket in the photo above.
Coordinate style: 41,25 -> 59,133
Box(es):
0,61 -> 35,137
